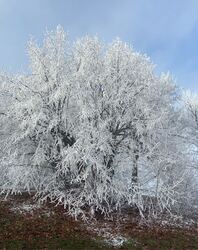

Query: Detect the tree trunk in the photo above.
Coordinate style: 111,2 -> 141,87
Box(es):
132,153 -> 138,184
132,154 -> 138,184
130,148 -> 139,194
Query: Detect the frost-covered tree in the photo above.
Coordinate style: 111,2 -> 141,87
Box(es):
174,91 -> 198,215
0,26 -> 186,218
182,91 -> 198,159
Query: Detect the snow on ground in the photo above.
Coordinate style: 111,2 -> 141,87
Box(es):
9,202 -> 41,214
103,234 -> 128,247
86,220 -> 129,247
7,198 -> 54,217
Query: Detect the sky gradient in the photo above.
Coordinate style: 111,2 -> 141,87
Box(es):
0,0 -> 198,91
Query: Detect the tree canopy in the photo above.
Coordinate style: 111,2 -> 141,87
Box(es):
0,26 -> 197,219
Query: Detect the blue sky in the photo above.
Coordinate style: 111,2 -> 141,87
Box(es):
0,0 -> 198,91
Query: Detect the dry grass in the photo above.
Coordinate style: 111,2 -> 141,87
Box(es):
0,194 -> 197,249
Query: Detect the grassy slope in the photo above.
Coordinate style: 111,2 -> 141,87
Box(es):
0,195 -> 197,250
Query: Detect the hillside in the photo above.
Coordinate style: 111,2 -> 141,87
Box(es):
0,194 -> 197,250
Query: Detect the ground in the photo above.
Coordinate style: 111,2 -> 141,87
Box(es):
0,194 -> 197,250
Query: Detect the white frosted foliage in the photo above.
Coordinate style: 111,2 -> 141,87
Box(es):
0,26 -> 195,218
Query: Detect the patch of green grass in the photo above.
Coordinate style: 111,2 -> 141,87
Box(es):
0,240 -> 27,250
121,239 -> 137,249
0,238 -> 112,250
145,238 -> 158,247
1,235 -> 198,250
137,232 -> 198,250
